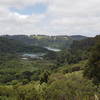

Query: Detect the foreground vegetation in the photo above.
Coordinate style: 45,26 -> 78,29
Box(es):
0,71 -> 100,100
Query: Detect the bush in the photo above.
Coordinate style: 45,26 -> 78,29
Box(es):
45,72 -> 97,100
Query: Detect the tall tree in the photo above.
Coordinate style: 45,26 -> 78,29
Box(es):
40,71 -> 49,84
84,43 -> 100,84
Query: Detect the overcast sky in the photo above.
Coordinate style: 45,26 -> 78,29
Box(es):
0,0 -> 100,36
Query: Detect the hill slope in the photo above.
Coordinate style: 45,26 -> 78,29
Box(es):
0,37 -> 50,53
70,35 -> 100,51
70,35 -> 87,40
1,35 -> 87,49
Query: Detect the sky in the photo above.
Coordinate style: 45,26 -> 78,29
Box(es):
0,0 -> 100,36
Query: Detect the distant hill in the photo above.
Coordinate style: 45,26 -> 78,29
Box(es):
70,35 -> 87,40
70,35 -> 100,51
0,37 -> 50,53
1,35 -> 87,49
1,35 -> 35,46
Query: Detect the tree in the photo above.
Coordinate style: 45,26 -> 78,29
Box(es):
40,71 -> 49,84
46,72 -> 96,100
21,71 -> 32,81
84,43 -> 100,84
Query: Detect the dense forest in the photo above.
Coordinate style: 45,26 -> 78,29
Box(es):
0,35 -> 100,100
1,35 -> 87,49
0,37 -> 51,53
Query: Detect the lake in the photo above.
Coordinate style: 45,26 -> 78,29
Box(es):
22,53 -> 45,59
45,47 -> 61,52
22,47 -> 61,59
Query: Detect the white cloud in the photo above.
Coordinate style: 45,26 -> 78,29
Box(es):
0,0 -> 100,36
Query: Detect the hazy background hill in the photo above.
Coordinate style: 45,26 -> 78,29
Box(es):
1,35 -> 87,49
71,35 -> 100,51
70,35 -> 87,40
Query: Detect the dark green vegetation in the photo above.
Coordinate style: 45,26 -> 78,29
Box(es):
0,37 -> 50,53
70,35 -> 87,40
84,41 -> 100,85
2,35 -> 87,49
0,35 -> 100,100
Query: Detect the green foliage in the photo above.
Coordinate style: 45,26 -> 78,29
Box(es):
84,43 -> 100,84
40,71 -> 49,84
70,35 -> 100,51
59,60 -> 87,74
70,35 -> 100,63
55,49 -> 87,66
0,54 -> 55,84
45,72 -> 98,100
0,35 -> 99,100
0,37 -> 50,54
3,35 -> 73,49
0,72 -> 99,100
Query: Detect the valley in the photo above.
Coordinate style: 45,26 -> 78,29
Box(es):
0,35 -> 100,100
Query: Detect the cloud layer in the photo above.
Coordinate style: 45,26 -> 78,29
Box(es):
0,0 -> 100,36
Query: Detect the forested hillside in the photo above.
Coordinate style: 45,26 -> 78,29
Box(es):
70,35 -> 87,40
0,35 -> 100,100
0,37 -> 50,53
1,35 -> 87,49
71,35 -> 100,51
